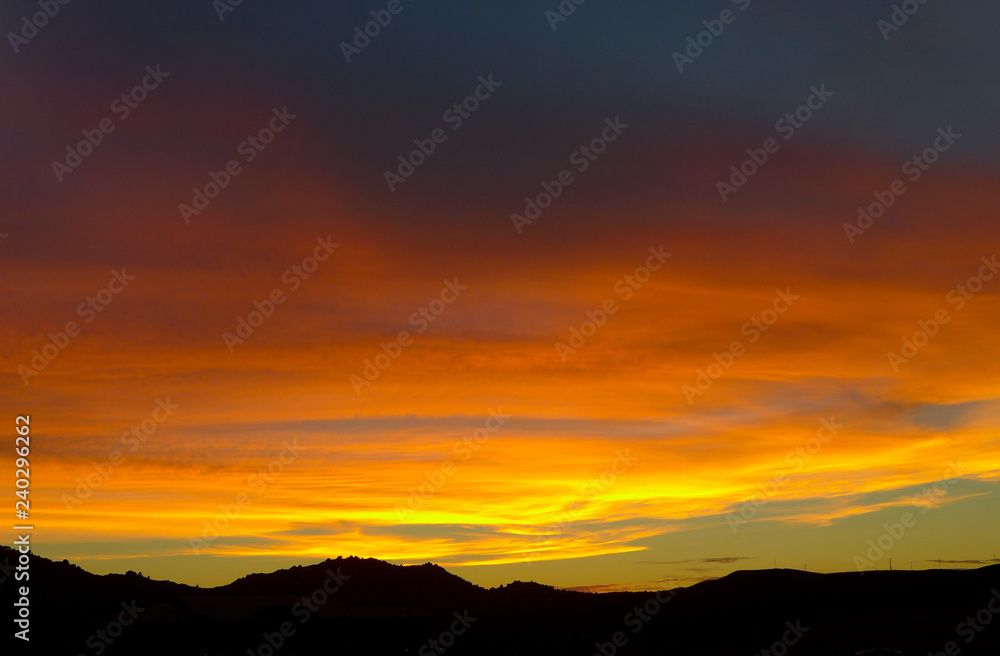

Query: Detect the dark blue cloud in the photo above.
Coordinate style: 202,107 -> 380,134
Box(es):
5,0 -> 998,219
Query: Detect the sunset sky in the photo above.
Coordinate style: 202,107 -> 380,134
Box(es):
3,0 -> 999,591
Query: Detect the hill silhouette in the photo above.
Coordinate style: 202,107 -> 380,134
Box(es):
4,547 -> 999,655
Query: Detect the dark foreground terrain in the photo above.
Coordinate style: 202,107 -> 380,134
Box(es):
3,547 -> 998,655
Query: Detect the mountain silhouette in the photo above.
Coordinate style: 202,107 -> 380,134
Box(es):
4,547 -> 999,655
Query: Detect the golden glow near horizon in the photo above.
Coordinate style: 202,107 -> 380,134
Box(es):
5,135 -> 1000,592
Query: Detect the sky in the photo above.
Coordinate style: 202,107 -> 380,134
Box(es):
2,0 -> 999,591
